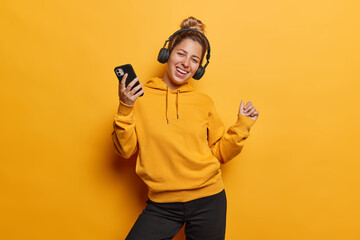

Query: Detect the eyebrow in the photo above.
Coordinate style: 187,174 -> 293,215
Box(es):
178,49 -> 200,60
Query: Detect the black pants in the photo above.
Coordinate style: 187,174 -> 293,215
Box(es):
126,189 -> 227,240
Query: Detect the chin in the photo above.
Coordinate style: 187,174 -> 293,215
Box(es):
172,77 -> 187,85
170,71 -> 191,85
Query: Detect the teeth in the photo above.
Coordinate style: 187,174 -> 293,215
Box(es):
177,68 -> 187,74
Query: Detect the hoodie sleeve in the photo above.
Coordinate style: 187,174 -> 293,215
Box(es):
111,100 -> 138,159
207,104 -> 256,164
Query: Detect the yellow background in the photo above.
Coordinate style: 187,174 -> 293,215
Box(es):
1,0 -> 359,239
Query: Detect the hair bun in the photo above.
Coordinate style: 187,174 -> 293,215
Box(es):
180,16 -> 205,34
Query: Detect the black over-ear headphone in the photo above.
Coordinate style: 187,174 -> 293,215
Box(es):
157,28 -> 211,80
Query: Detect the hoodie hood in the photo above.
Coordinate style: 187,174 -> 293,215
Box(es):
144,77 -> 195,124
144,77 -> 195,92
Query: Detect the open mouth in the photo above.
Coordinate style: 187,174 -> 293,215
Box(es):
176,67 -> 188,76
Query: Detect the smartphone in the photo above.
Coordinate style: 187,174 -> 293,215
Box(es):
114,64 -> 144,97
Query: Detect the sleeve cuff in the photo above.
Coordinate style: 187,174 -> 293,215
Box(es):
235,114 -> 256,133
117,100 -> 134,116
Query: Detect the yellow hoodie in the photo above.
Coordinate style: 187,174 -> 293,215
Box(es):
112,77 -> 256,203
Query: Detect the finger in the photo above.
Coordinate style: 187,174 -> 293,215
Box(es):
250,111 -> 259,120
239,100 -> 244,114
132,88 -> 145,99
247,107 -> 256,116
244,101 -> 252,111
245,105 -> 254,113
250,110 -> 259,117
120,73 -> 128,90
130,83 -> 144,95
125,77 -> 139,91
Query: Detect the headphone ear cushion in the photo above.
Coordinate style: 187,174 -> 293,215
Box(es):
193,66 -> 205,80
158,48 -> 170,64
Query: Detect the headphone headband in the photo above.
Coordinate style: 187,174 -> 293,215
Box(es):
158,28 -> 211,80
162,28 -> 211,63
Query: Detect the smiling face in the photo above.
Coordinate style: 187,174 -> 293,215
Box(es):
163,38 -> 203,90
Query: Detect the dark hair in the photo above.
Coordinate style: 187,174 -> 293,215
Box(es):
168,17 -> 208,62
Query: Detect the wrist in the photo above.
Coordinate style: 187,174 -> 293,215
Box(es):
119,99 -> 134,107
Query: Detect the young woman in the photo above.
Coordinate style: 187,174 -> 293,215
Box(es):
112,16 -> 259,240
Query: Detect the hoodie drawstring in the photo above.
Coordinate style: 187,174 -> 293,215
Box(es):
166,86 -> 169,124
145,77 -> 192,124
176,90 -> 180,119
165,87 -> 180,124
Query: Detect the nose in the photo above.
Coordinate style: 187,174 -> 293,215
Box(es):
181,57 -> 190,68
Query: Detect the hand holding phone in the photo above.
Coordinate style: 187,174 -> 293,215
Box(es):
114,64 -> 144,105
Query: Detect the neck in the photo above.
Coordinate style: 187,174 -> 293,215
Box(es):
162,72 -> 184,91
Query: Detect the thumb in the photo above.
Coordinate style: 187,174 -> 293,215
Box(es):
239,100 -> 244,114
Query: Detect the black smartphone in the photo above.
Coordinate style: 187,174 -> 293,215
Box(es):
114,64 -> 144,97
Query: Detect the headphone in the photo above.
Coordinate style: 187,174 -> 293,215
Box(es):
157,28 -> 211,80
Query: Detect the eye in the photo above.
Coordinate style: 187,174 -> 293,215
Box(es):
192,58 -> 199,63
177,52 -> 184,56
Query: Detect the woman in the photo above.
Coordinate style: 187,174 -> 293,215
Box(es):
112,16 -> 259,240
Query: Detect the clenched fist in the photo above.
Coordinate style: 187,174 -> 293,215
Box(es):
239,100 -> 259,120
